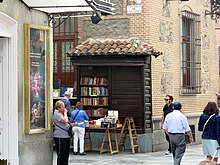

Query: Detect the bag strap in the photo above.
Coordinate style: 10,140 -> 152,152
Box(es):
203,114 -> 215,131
72,110 -> 80,121
54,122 -> 68,132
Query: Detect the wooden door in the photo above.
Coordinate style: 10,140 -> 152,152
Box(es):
110,66 -> 144,133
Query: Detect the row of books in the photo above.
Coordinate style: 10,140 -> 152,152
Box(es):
84,108 -> 105,117
80,97 -> 108,106
80,77 -> 108,85
80,87 -> 108,96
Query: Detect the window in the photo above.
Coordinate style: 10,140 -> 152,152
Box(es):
181,10 -> 201,94
53,17 -> 78,87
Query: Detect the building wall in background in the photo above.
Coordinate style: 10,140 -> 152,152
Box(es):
77,0 -> 218,152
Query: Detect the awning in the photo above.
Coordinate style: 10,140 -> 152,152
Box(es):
20,0 -> 115,15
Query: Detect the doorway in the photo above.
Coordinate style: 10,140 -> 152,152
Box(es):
0,12 -> 18,164
0,38 -> 9,161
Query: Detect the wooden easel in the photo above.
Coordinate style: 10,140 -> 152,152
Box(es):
100,127 -> 119,155
118,117 -> 140,154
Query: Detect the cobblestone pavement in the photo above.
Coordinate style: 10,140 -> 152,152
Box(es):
53,144 -> 208,165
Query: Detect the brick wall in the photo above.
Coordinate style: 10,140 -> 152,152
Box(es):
77,0 -> 219,118
147,1 -> 218,117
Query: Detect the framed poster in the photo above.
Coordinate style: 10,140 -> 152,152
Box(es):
24,24 -> 51,134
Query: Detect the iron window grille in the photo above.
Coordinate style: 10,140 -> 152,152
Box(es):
180,10 -> 201,94
53,17 -> 78,87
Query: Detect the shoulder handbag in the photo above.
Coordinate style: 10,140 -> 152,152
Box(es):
54,122 -> 73,138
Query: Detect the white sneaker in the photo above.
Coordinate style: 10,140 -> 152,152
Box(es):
165,151 -> 171,155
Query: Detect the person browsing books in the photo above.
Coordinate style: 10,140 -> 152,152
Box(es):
53,100 -> 71,165
61,91 -> 72,117
71,101 -> 89,155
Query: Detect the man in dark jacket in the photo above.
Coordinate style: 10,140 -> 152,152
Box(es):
61,91 -> 71,117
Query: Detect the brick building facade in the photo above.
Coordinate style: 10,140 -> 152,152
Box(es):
76,0 -> 219,152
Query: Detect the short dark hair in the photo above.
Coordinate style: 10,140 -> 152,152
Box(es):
166,95 -> 174,102
169,96 -> 174,102
76,101 -> 83,109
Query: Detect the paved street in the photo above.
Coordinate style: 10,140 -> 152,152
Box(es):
53,144 -> 207,165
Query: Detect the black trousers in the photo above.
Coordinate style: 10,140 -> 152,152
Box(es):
54,137 -> 70,165
165,132 -> 171,152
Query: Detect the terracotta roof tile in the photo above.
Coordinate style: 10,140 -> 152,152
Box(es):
112,43 -> 117,49
67,37 -> 162,57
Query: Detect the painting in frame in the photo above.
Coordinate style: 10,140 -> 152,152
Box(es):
24,23 -> 51,134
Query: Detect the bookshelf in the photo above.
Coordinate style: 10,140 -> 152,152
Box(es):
71,54 -> 149,134
78,66 -> 109,118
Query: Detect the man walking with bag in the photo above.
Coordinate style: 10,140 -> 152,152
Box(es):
163,102 -> 194,165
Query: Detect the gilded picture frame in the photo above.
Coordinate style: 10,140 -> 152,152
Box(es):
24,24 -> 51,134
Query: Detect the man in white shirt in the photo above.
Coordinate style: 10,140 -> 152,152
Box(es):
163,102 -> 194,165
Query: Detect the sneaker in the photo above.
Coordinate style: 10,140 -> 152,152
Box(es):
165,151 -> 171,155
73,152 -> 78,155
79,152 -> 86,156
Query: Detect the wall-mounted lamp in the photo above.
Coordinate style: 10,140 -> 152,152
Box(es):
205,0 -> 220,20
91,12 -> 102,24
152,52 -> 163,58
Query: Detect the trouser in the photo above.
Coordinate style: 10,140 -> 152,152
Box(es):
165,132 -> 171,152
73,127 -> 85,153
54,137 -> 70,165
169,133 -> 186,165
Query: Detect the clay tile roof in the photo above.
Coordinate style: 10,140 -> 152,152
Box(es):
67,37 -> 162,57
